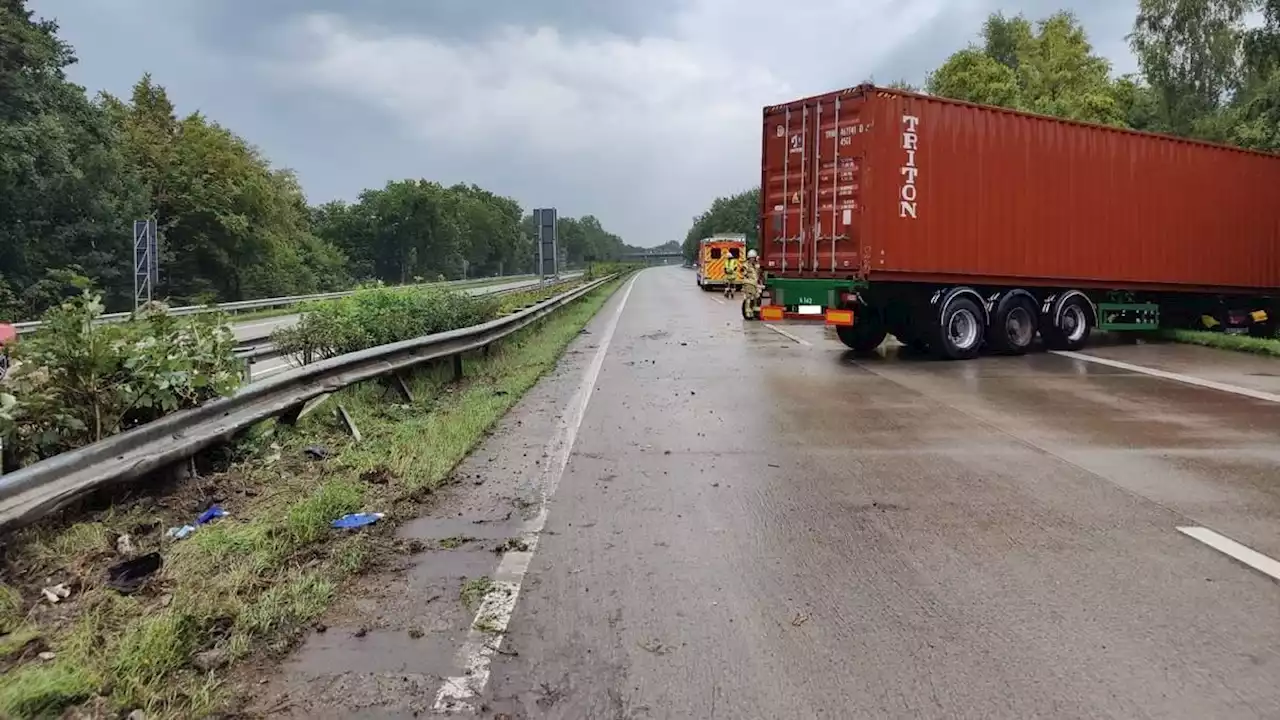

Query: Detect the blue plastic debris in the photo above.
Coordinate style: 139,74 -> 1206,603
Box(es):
197,505 -> 227,525
331,512 -> 385,529
167,525 -> 197,540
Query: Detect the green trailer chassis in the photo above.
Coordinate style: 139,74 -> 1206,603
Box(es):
763,277 -> 864,308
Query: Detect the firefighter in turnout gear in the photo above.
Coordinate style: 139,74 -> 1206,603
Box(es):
724,254 -> 740,297
740,249 -> 762,319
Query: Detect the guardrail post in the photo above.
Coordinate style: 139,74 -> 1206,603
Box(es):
335,405 -> 363,442
386,372 -> 414,403
451,354 -> 464,382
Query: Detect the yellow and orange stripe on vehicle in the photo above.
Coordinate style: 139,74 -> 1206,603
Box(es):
699,241 -> 744,285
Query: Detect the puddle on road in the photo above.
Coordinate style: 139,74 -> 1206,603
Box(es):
407,549 -> 498,583
397,516 -> 527,541
285,628 -> 459,679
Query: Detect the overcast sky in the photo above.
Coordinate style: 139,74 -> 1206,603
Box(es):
31,0 -> 1139,247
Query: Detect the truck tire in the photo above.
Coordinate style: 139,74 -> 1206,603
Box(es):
1043,294 -> 1092,350
836,316 -> 887,353
931,295 -> 984,360
987,293 -> 1039,355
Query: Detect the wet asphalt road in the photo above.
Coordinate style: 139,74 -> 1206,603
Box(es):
471,267 -> 1280,719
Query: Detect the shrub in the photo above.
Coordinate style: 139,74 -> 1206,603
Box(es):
0,292 -> 242,465
271,285 -> 499,364
585,262 -> 643,280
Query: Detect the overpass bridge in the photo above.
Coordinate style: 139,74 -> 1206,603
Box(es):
623,250 -> 685,266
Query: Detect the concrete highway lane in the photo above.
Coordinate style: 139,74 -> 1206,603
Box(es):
460,267 -> 1280,719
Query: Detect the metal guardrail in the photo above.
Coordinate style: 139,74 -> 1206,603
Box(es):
12,274 -> 536,335
0,275 -> 616,533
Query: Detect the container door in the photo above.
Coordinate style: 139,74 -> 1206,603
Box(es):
761,105 -> 813,273
809,94 -> 866,274
761,93 -> 867,276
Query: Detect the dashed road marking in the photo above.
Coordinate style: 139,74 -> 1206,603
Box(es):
712,297 -> 726,305
1052,350 -> 1280,404
250,360 -> 292,380
763,323 -> 812,346
432,273 -> 637,713
1177,526 -> 1280,582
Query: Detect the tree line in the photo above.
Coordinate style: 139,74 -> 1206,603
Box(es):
0,1 -> 633,320
684,0 -> 1280,258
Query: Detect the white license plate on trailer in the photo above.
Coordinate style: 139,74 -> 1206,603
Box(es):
797,305 -> 822,315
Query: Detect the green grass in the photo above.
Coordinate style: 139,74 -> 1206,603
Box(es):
0,274 -> 627,718
1160,328 -> 1280,357
0,584 -> 23,635
225,275 -> 534,324
459,577 -> 494,613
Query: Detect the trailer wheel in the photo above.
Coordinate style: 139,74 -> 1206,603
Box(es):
836,316 -> 887,354
1043,294 -> 1092,350
931,296 -> 984,360
987,294 -> 1039,355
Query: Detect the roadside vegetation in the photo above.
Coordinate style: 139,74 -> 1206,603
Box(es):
0,273 -> 603,472
209,273 -> 535,325
0,292 -> 242,467
1158,329 -> 1280,357
0,275 -> 629,718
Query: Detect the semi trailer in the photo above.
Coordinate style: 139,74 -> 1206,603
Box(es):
756,84 -> 1280,359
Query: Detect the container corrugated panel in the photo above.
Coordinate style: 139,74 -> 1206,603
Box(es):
760,84 -> 1280,293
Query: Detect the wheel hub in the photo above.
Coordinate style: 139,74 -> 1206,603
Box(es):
949,309 -> 979,349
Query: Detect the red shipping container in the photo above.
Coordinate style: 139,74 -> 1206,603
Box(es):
759,85 -> 1280,294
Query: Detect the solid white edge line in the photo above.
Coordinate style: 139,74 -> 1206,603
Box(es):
432,273 -> 638,713
1177,526 -> 1280,582
763,323 -> 812,346
1051,350 -> 1280,404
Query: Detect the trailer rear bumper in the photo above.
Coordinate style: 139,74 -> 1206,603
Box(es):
761,277 -> 862,325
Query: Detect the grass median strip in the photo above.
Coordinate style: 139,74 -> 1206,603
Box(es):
1160,328 -> 1280,358
225,274 -> 535,324
0,275 -> 626,718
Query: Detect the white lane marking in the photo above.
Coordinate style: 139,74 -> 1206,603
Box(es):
712,297 -> 726,305
235,316 -> 295,330
432,274 -> 637,713
250,360 -> 292,380
763,323 -> 812,346
1052,350 -> 1280,404
1177,526 -> 1280,582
